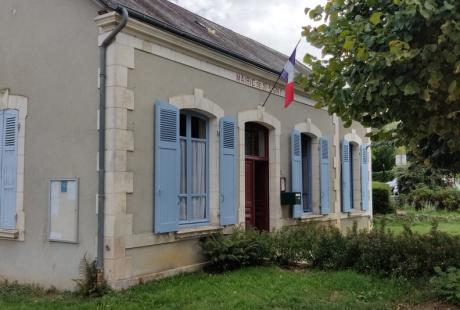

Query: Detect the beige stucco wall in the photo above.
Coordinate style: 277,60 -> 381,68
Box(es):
128,49 -> 342,234
121,44 -> 371,284
0,0 -> 100,289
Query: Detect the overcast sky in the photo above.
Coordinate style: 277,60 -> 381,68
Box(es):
170,0 -> 326,62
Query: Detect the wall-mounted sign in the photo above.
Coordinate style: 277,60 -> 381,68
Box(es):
49,178 -> 79,243
235,73 -> 282,96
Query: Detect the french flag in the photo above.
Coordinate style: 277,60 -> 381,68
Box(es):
280,48 -> 297,108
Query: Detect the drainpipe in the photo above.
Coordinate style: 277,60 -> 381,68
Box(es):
97,7 -> 128,281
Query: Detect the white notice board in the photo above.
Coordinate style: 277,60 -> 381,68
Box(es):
49,178 -> 79,243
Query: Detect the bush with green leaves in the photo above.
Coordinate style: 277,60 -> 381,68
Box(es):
74,256 -> 110,297
372,182 -> 393,214
372,170 -> 395,183
271,225 -> 317,266
395,163 -> 452,195
407,187 -> 460,211
201,223 -> 460,279
200,227 -> 272,272
355,222 -> 460,278
310,225 -> 348,270
430,267 -> 460,305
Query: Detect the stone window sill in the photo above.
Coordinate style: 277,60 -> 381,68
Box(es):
0,229 -> 19,240
299,214 -> 325,222
175,225 -> 222,239
346,211 -> 370,218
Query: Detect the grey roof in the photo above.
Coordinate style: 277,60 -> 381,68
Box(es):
100,0 -> 309,76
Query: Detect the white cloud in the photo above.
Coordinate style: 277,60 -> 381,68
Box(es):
170,0 -> 327,63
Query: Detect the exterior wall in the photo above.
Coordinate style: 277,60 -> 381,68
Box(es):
0,4 -> 372,290
0,0 -> 100,289
95,13 -> 372,288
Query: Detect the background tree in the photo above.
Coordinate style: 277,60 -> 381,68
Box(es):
300,0 -> 460,172
372,142 -> 395,172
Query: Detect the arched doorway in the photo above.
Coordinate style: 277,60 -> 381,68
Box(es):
244,122 -> 269,231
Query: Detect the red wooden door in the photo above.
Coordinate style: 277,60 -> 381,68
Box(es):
245,159 -> 255,227
254,161 -> 269,231
244,122 -> 269,231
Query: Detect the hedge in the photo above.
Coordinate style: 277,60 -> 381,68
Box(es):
372,170 -> 395,182
407,187 -> 460,211
201,224 -> 460,280
372,182 -> 392,214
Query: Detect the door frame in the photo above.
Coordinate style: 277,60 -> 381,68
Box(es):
237,108 -> 281,232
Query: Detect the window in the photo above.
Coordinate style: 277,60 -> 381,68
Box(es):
179,111 -> 208,224
245,123 -> 267,159
342,139 -> 369,212
292,129 -> 330,218
0,109 -> 18,230
349,144 -> 355,209
155,101 -> 236,233
301,134 -> 312,213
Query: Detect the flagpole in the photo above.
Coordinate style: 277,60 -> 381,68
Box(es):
261,37 -> 302,108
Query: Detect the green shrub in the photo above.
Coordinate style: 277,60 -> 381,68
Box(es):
310,225 -> 348,270
0,280 -> 49,298
372,170 -> 395,182
430,267 -> 460,305
74,256 -> 110,297
201,223 -> 460,279
372,182 -> 392,214
437,188 -> 460,211
271,225 -> 317,266
200,228 -> 272,272
407,187 -> 436,210
395,164 -> 452,195
407,187 -> 460,211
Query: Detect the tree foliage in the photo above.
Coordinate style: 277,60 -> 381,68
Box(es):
372,142 -> 395,171
300,0 -> 460,172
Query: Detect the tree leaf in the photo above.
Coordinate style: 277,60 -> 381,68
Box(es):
403,82 -> 420,95
448,80 -> 457,95
369,12 -> 383,25
357,47 -> 367,60
343,36 -> 355,50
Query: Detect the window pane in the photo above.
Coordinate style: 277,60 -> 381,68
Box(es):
191,116 -> 206,139
257,128 -> 266,157
180,139 -> 187,193
191,140 -> 206,194
191,197 -> 206,220
301,135 -> 312,213
245,128 -> 252,155
179,197 -> 187,221
180,114 -> 186,137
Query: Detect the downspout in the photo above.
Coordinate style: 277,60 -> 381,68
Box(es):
97,7 -> 128,280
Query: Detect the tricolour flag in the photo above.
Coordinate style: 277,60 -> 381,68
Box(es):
280,48 -> 297,108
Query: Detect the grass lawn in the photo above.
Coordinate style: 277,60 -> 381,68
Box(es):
374,207 -> 460,235
0,267 -> 431,310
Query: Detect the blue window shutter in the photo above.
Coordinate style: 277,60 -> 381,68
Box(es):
320,137 -> 330,215
291,128 -> 302,218
341,139 -> 351,212
360,144 -> 370,212
0,109 -> 18,229
154,101 -> 179,233
219,117 -> 237,225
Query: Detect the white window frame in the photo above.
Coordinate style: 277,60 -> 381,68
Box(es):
0,89 -> 27,240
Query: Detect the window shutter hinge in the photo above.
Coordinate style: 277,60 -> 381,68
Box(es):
17,123 -> 21,132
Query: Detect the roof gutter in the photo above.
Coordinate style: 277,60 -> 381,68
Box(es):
97,7 -> 129,279
107,4 -> 281,76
